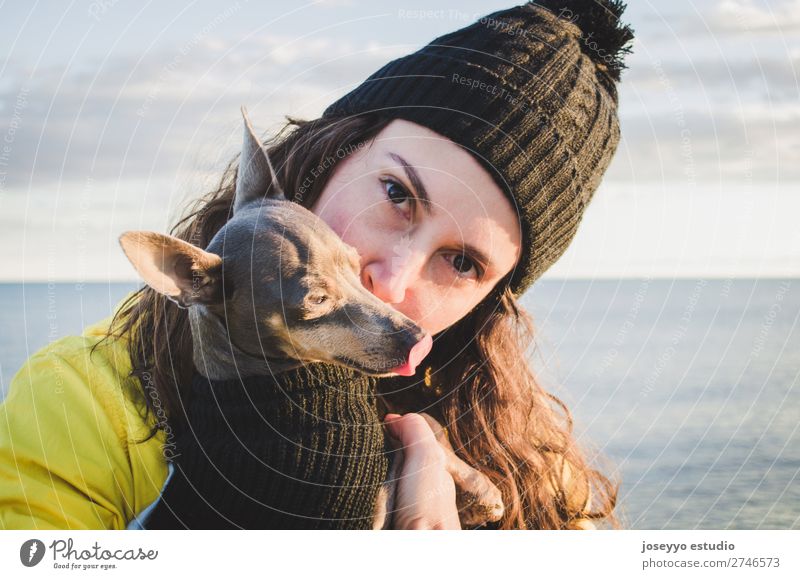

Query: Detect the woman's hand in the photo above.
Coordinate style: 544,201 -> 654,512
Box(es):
383,413 -> 461,530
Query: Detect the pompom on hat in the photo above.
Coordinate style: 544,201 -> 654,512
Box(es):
322,1 -> 634,297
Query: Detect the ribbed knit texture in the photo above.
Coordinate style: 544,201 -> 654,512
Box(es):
321,1 -> 633,297
144,363 -> 388,529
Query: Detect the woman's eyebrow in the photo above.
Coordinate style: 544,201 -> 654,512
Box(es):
388,152 -> 433,216
387,151 -> 495,275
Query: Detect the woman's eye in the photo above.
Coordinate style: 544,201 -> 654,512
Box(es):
447,253 -> 481,279
381,178 -> 412,209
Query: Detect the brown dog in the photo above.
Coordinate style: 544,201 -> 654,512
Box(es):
118,107 -> 503,528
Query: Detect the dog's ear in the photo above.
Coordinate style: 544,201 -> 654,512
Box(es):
233,106 -> 286,214
118,231 -> 225,309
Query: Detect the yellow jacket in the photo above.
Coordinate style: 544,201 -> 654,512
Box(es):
0,292 -> 168,530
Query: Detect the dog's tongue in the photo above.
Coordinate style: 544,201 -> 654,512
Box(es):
390,334 -> 433,376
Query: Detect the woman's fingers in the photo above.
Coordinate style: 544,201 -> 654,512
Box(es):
385,412 -> 435,444
385,413 -> 446,464
383,412 -> 460,530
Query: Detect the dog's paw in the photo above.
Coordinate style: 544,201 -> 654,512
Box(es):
416,412 -> 505,527
455,473 -> 505,527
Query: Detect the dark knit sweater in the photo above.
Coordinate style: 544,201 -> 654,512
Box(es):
143,363 -> 389,529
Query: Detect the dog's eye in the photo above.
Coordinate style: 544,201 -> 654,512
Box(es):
301,293 -> 333,320
310,294 -> 328,305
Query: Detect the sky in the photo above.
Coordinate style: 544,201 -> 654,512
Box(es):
0,0 -> 798,282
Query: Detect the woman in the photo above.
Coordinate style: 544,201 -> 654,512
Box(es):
0,0 -> 633,529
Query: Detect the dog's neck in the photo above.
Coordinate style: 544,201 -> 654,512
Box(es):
188,306 -> 303,381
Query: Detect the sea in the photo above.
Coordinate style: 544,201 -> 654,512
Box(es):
1,278 -> 798,530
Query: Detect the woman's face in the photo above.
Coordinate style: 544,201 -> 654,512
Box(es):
310,119 -> 521,336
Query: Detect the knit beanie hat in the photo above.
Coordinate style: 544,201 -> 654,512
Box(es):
322,1 -> 634,297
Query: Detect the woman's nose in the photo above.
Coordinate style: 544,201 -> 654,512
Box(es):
361,247 -> 425,305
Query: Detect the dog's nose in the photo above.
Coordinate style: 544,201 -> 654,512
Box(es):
389,333 -> 433,376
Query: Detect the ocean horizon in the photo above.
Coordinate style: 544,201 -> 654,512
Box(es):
1,278 -> 798,529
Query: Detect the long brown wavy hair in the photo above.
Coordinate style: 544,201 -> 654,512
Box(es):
97,112 -> 619,530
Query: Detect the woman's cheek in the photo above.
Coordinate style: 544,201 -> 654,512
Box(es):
320,189 -> 373,241
410,284 -> 450,334
430,285 -> 480,333
347,206 -> 401,257
319,209 -> 348,240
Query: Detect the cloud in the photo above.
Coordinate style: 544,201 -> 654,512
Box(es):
610,107 -> 800,183
0,32 -> 405,189
628,0 -> 800,41
1,0 -> 798,281
713,0 -> 800,33
610,28 -> 800,183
